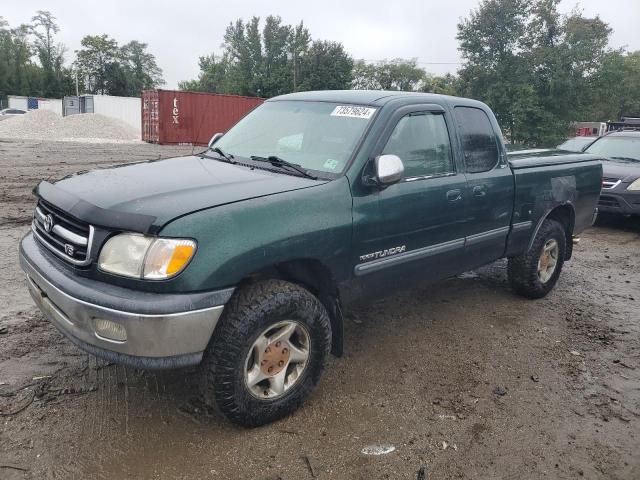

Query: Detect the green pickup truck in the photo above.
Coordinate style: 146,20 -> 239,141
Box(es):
20,90 -> 602,426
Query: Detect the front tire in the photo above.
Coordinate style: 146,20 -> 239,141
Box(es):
507,219 -> 567,299
200,279 -> 331,427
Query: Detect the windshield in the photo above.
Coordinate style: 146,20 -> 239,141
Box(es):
213,101 -> 376,175
557,137 -> 595,152
584,136 -> 640,161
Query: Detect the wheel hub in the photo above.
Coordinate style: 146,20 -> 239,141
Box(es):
537,238 -> 559,283
244,320 -> 311,400
539,251 -> 551,270
260,341 -> 291,376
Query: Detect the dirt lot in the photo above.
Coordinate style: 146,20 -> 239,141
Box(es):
1,138 -> 639,480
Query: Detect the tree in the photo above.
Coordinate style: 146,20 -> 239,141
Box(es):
456,0 -> 614,146
74,35 -> 164,96
9,24 -> 37,96
586,50 -> 640,120
74,34 -> 120,94
179,53 -> 229,92
288,21 -> 311,92
180,16 -> 350,97
422,73 -> 460,96
31,10 -> 67,97
351,60 -> 377,90
298,40 -> 353,91
262,16 -> 294,95
457,0 -> 536,143
0,17 -> 15,98
351,58 -> 425,91
120,40 -> 164,95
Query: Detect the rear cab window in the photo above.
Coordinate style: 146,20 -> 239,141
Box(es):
454,106 -> 500,173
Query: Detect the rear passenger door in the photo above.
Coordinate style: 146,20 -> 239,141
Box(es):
453,106 -> 514,266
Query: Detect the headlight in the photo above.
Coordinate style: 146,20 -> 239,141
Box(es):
98,233 -> 196,280
628,178 -> 640,191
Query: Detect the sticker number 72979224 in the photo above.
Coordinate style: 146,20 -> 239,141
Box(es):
330,105 -> 377,119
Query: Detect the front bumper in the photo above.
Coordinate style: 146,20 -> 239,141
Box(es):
598,191 -> 640,215
20,233 -> 234,369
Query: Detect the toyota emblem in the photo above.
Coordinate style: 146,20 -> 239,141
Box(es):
43,214 -> 54,233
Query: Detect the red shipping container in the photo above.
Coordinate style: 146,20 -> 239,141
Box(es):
142,89 -> 264,145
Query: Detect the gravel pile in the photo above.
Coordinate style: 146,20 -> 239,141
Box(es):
0,109 -> 140,143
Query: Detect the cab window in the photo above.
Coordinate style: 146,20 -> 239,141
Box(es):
454,106 -> 500,173
382,112 -> 454,178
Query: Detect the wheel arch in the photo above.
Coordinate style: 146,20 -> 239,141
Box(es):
235,258 -> 344,357
527,203 -> 576,259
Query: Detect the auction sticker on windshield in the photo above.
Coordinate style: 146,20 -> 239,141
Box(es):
331,105 -> 377,119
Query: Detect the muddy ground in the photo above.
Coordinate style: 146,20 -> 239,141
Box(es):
0,138 -> 639,480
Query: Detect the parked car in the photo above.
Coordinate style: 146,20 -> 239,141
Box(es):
557,136 -> 597,152
583,130 -> 640,216
0,108 -> 26,119
20,90 -> 603,426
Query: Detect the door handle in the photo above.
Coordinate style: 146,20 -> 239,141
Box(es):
446,189 -> 463,202
473,185 -> 487,197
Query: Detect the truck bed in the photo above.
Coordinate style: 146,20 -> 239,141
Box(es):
508,149 -> 601,169
505,150 -> 603,256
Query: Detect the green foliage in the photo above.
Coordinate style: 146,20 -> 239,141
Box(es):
352,58 -> 425,91
421,73 -> 459,96
0,18 -> 48,99
0,11 -> 163,101
31,10 -> 67,98
585,51 -> 640,121
455,0 -> 634,147
119,40 -> 165,96
180,16 -> 352,97
2,6 -> 639,140
74,34 -> 120,94
74,35 -> 164,95
298,41 -> 353,91
178,54 -> 228,93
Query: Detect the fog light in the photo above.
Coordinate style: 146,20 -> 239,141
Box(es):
93,319 -> 127,342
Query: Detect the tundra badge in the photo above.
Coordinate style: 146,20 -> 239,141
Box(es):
360,245 -> 406,262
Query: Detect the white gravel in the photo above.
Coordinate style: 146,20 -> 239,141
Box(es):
0,109 -> 140,143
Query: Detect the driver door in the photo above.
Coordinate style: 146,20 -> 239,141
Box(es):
351,105 -> 469,294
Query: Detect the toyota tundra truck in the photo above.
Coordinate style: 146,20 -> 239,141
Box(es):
19,91 -> 603,426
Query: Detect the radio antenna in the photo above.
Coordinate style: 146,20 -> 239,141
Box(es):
192,91 -> 208,156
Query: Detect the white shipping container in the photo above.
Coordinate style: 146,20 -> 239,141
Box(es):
37,98 -> 63,116
91,95 -> 141,137
8,96 -> 29,110
8,95 -> 63,115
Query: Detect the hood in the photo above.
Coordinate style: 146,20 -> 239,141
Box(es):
37,155 -> 326,233
601,159 -> 640,182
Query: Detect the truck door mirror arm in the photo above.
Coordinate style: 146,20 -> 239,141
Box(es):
208,132 -> 224,148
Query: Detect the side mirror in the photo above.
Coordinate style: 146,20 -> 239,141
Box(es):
208,132 -> 224,148
375,154 -> 404,185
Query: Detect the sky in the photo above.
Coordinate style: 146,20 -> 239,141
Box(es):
3,0 -> 640,89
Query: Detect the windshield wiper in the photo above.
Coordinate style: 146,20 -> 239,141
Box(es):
609,156 -> 640,163
212,147 -> 236,163
200,146 -> 236,164
250,155 -> 318,179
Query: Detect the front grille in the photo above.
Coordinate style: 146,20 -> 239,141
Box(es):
32,200 -> 93,265
602,177 -> 621,189
598,195 -> 620,208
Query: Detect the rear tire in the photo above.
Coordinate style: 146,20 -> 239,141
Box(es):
508,219 -> 566,299
200,279 -> 331,427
